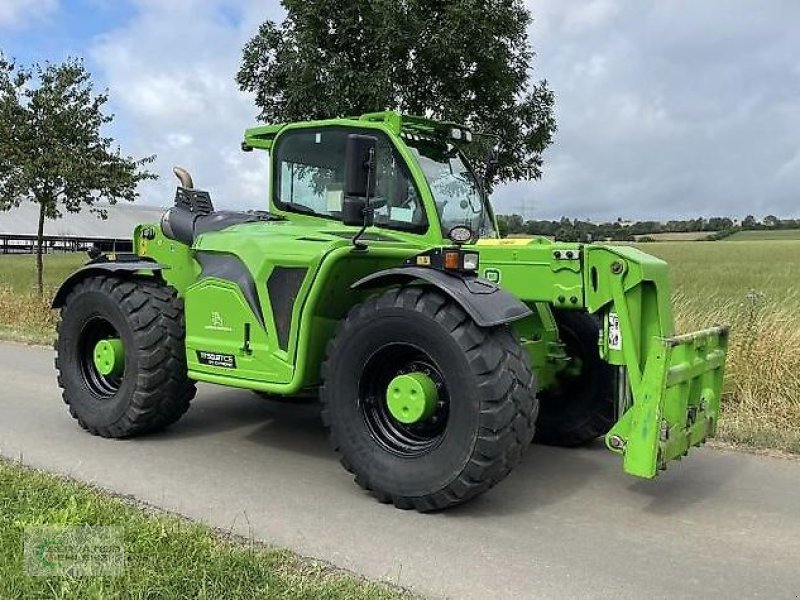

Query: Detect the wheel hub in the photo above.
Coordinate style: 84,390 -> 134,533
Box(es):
93,338 -> 124,377
386,372 -> 438,425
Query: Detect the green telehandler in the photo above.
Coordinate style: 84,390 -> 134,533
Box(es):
53,112 -> 729,511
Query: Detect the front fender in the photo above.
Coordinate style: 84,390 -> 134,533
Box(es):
352,267 -> 532,327
51,255 -> 162,308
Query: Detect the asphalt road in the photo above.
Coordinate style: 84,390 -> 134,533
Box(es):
2,342 -> 799,599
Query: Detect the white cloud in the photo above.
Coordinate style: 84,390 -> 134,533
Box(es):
0,0 -> 58,28
83,0 -> 800,221
531,0 -> 619,37
90,0 -> 283,210
495,0 -> 800,220
165,133 -> 193,148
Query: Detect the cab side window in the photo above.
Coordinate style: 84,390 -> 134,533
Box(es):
274,128 -> 427,232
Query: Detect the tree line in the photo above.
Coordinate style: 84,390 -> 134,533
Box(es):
496,214 -> 800,241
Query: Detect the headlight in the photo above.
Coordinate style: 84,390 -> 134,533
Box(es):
462,252 -> 479,271
406,248 -> 479,273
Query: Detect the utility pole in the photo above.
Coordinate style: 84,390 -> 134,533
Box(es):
510,199 -> 531,220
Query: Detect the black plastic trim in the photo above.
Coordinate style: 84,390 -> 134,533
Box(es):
351,267 -> 532,327
51,257 -> 162,308
196,252 -> 265,328
267,267 -> 308,350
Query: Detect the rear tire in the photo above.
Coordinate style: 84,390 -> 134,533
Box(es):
320,286 -> 538,511
55,275 -> 196,438
534,310 -> 615,447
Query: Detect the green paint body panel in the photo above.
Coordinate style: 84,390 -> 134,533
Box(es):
117,110 -> 729,481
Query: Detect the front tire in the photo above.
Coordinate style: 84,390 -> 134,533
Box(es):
320,286 -> 538,511
55,275 -> 196,438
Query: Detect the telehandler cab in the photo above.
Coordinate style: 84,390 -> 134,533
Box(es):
53,112 -> 729,511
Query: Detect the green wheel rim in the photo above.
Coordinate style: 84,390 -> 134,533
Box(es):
93,338 -> 124,377
386,372 -> 439,425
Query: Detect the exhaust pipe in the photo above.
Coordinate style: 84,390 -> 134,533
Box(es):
173,166 -> 194,189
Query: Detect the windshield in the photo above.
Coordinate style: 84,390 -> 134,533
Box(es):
408,142 -> 498,239
274,128 -> 428,233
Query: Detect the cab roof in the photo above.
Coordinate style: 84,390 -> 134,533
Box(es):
242,111 -> 472,152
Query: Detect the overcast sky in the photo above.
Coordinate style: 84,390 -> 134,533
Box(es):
2,0 -> 798,221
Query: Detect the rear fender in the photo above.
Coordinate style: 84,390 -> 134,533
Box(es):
51,255 -> 162,308
351,266 -> 532,327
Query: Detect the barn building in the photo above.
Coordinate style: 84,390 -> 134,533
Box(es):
0,203 -> 166,254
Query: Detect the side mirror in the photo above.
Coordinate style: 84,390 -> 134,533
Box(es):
343,133 -> 378,245
342,196 -> 367,226
344,132 -> 377,189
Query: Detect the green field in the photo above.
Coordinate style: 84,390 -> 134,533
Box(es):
1,244 -> 798,453
0,459 -> 403,600
725,229 -> 800,241
638,240 -> 800,452
634,231 -> 716,241
640,240 -> 800,305
0,253 -> 84,292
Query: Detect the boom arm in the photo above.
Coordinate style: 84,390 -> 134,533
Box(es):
476,239 -> 729,478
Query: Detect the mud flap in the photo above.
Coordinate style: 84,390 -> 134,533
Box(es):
605,326 -> 729,478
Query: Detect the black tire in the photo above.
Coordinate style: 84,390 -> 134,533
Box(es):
320,286 -> 538,511
55,275 -> 196,438
534,310 -> 615,447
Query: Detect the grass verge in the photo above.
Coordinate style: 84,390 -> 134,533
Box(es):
0,287 -> 58,345
674,299 -> 800,453
0,254 -> 82,345
646,241 -> 800,454
0,459 -> 406,600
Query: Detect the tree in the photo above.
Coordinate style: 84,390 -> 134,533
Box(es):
707,216 -> 733,232
742,215 -> 758,230
0,56 -> 155,296
763,214 -> 778,228
497,213 -> 524,236
237,0 -> 556,188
